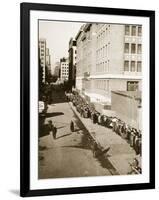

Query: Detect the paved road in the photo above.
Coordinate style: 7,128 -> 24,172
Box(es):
39,98 -> 111,179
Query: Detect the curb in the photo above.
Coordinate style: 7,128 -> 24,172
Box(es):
68,102 -> 120,175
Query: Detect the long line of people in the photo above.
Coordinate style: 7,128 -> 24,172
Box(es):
66,92 -> 142,156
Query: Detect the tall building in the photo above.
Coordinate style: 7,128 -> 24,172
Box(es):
75,23 -> 142,110
39,39 -> 46,83
60,57 -> 69,82
46,48 -> 51,75
68,38 -> 77,89
39,39 -> 52,83
75,24 -> 96,95
54,62 -> 60,77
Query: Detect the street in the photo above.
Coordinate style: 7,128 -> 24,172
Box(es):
38,91 -> 111,179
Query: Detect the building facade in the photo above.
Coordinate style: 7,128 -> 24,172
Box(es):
68,38 -> 77,89
60,57 -> 69,82
75,23 -> 142,109
39,39 -> 52,83
45,48 -> 51,75
39,39 -> 46,83
54,61 -> 60,78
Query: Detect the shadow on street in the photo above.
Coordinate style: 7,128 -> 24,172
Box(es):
61,134 -> 91,151
61,145 -> 90,150
45,112 -> 64,118
56,133 -> 72,139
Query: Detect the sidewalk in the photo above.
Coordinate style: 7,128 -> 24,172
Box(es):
69,102 -> 137,175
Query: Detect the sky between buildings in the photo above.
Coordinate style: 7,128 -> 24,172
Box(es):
39,20 -> 84,71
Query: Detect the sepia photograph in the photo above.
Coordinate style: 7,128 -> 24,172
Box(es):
38,20 -> 142,179
20,3 -> 155,196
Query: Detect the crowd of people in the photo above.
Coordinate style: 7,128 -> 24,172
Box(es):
66,92 -> 142,156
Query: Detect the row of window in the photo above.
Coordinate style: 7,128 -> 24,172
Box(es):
96,44 -> 110,59
96,26 -> 110,48
97,25 -> 110,40
95,79 -> 110,91
95,80 -> 139,92
62,74 -> 68,77
62,64 -> 68,67
125,25 -> 142,36
62,70 -> 68,73
125,43 -> 142,54
40,41 -> 45,44
40,45 -> 45,49
124,61 -> 142,72
96,61 -> 109,73
93,80 -> 139,91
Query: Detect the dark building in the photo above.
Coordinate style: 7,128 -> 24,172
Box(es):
68,38 -> 77,90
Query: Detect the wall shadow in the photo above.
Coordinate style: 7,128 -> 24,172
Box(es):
45,112 -> 64,118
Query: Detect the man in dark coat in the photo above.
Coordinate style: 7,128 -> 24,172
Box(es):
48,120 -> 57,139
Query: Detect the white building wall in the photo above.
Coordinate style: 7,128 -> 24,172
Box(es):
76,26 -> 85,91
39,39 -> 46,83
60,60 -> 69,81
111,91 -> 141,129
75,23 -> 142,105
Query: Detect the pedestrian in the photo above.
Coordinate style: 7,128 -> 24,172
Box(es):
48,120 -> 57,139
128,158 -> 141,174
92,112 -> 96,124
130,129 -> 135,147
70,120 -> 75,132
98,113 -> 102,125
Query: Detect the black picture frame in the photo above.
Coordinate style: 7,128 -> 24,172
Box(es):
20,2 -> 155,197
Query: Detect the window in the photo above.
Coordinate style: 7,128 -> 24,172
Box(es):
131,44 -> 136,54
103,46 -> 105,57
127,81 -> 139,91
137,44 -> 142,54
131,61 -> 135,72
138,26 -> 142,36
125,25 -> 130,35
137,61 -> 142,72
131,26 -> 136,36
124,43 -> 129,53
124,61 -> 129,71
105,45 -> 107,56
107,80 -> 109,91
105,61 -> 107,72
